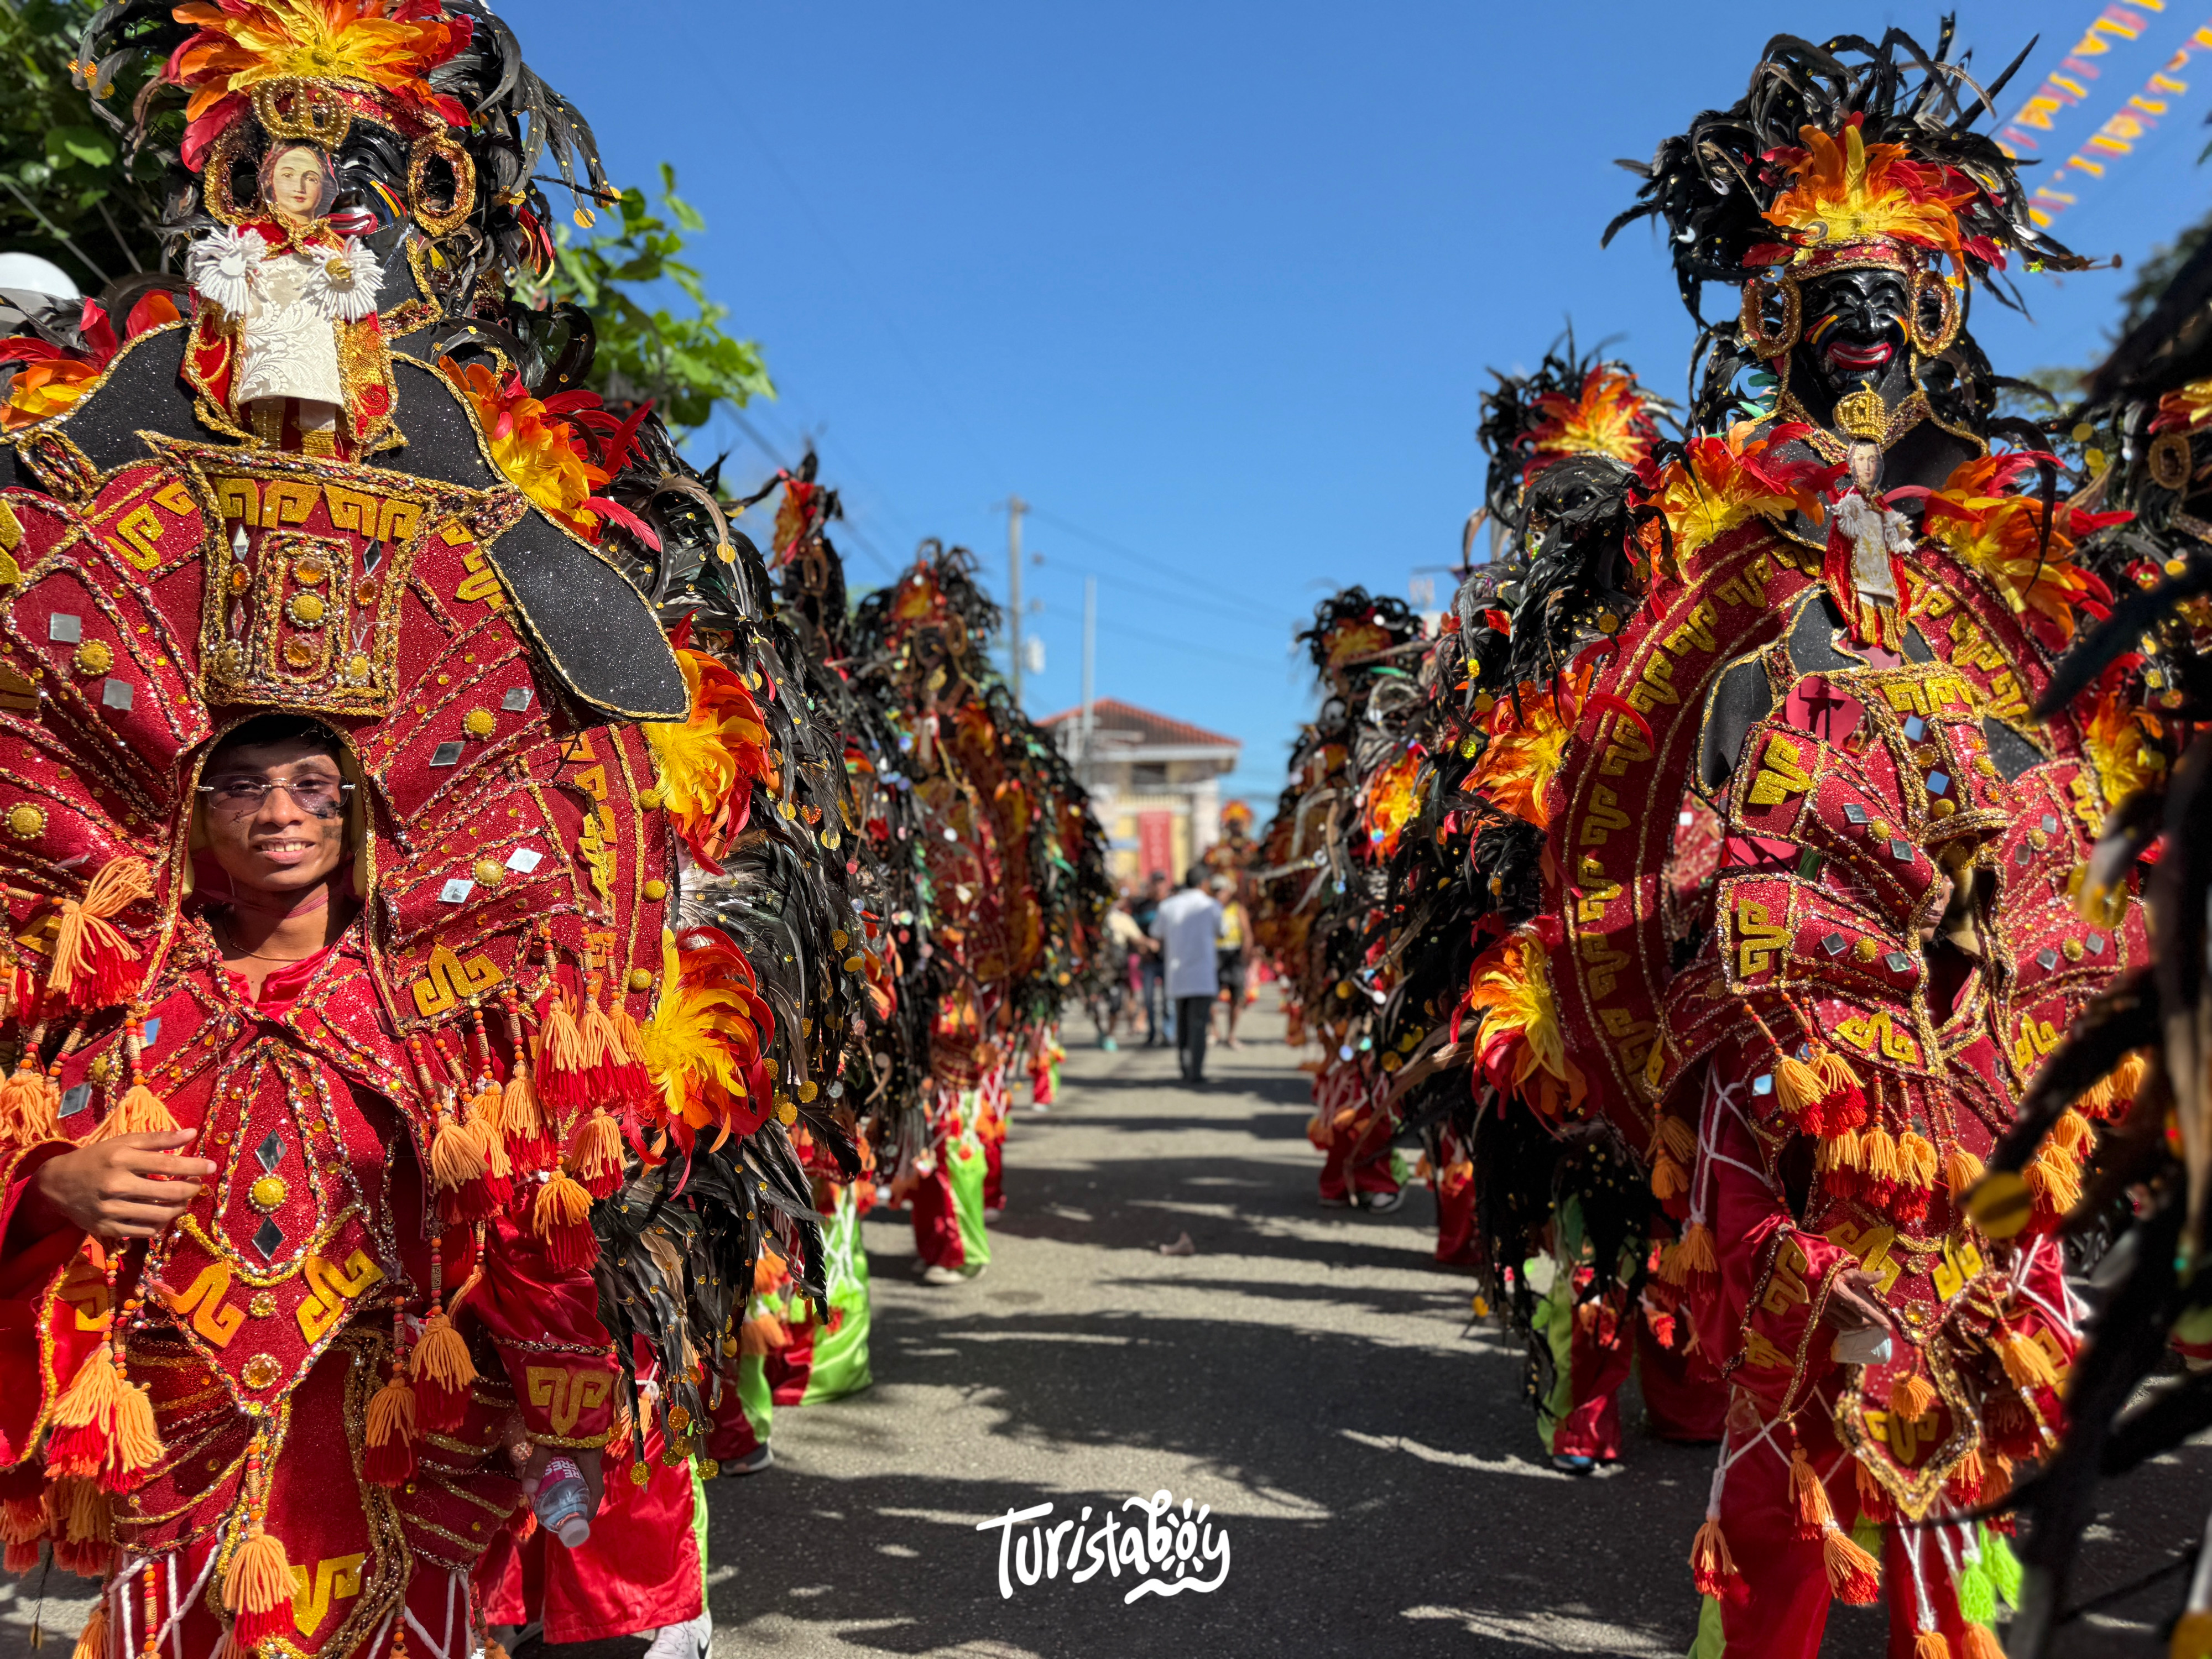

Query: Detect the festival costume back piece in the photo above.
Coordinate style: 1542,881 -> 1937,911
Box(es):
1041,22 -> 2135,1652
0,6 -> 800,1655
1416,31 -> 2146,1659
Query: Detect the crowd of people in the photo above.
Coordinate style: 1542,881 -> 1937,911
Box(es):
1250,25 -> 2212,1659
0,5 -> 1108,1656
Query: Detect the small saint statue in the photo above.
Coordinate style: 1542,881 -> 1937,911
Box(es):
186,139 -> 390,456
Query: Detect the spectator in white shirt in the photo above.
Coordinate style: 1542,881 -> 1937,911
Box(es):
1149,865 -> 1224,1084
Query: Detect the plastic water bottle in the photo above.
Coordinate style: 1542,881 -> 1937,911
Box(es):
534,1455 -> 592,1547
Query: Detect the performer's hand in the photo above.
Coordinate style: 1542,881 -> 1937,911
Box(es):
520,1442 -> 606,1519
30,1133 -> 215,1241
1825,1268 -> 1895,1336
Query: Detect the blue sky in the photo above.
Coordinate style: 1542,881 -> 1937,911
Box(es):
521,1 -> 2212,807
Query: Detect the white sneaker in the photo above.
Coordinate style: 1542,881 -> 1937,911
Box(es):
640,1610 -> 712,1659
718,1444 -> 773,1477
921,1264 -> 967,1286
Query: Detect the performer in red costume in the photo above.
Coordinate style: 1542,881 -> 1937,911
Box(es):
0,2 -> 823,1653
1449,27 -> 2148,1657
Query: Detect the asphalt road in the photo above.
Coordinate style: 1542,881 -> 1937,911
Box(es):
691,1003 -> 2211,1659
0,1000 -> 2201,1658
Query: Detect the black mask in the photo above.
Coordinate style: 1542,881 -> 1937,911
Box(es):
1791,268 -> 1913,409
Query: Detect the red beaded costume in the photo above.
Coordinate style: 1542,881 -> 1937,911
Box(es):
0,3 -> 793,1653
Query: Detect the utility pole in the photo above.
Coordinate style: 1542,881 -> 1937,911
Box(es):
1006,494 -> 1026,706
1080,575 -> 1097,786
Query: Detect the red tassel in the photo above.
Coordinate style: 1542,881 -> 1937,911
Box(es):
1788,1447 -> 1833,1542
363,1366 -> 416,1488
43,858 -> 152,1011
569,1107 -> 625,1199
535,994 -> 592,1115
1823,1524 -> 1881,1603
410,1308 -> 478,1434
532,1165 -> 598,1270
1689,1515 -> 1736,1595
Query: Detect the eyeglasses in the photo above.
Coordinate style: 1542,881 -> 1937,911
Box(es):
197,776 -> 354,820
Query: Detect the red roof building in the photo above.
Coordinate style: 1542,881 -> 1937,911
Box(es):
1037,698 -> 1241,886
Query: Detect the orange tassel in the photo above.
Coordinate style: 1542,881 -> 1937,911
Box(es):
221,1521 -> 293,1646
1914,1632 -> 1952,1659
502,1065 -> 550,1163
44,857 -> 152,1010
2110,1049 -> 2147,1105
753,1253 -> 787,1295
411,1306 -> 477,1434
70,1598 -> 106,1659
1815,1045 -> 1862,1093
1854,1455 -> 1892,1523
2050,1108 -> 2093,1156
0,1060 -> 60,1142
1863,1124 -> 1900,1184
1943,1142 -> 1984,1198
1658,1115 -> 1696,1163
535,993 -> 591,1114
427,1108 -> 486,1190
531,1163 -> 597,1270
1820,1126 -> 1865,1171
1650,1149 -> 1688,1204
1948,1448 -> 1985,1504
1689,1515 -> 1736,1595
1789,1447 -> 1833,1538
1675,1221 -> 1717,1277
0,1494 -> 45,1548
1823,1524 -> 1881,1603
1997,1331 -> 2062,1392
1960,1627 -> 2007,1659
1775,1053 -> 1827,1118
465,1086 -> 511,1181
738,1313 -> 790,1354
410,1308 -> 477,1393
1896,1130 -> 1938,1190
82,1081 -> 176,1144
1888,1371 -> 1937,1421
363,1368 -> 416,1488
569,1107 -> 625,1197
59,1478 -> 109,1543
2025,1142 -> 2083,1214
44,1347 -> 122,1482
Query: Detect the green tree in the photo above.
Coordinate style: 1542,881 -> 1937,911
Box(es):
524,164 -> 772,435
0,0 -> 169,292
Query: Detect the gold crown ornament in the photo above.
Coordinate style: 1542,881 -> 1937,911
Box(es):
1834,382 -> 1892,446
247,79 -> 353,151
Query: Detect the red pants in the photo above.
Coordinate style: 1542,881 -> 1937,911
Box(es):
1709,1403 -> 1970,1657
1318,1130 -> 1398,1203
476,1449 -> 700,1644
983,1133 -> 1004,1211
1433,1170 -> 1481,1267
1552,1300 -> 1633,1460
766,1318 -> 816,1405
1636,1315 -> 1726,1444
911,1161 -> 964,1270
703,1371 -> 764,1462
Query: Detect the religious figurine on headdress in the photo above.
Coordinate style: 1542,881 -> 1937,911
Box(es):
183,85 -> 395,456
0,2 -> 833,1655
1449,25 -> 2147,1658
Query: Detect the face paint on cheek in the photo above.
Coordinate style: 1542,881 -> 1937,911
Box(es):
1808,312 -> 1841,345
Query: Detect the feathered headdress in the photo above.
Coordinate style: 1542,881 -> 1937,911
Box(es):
1604,23 -> 2085,319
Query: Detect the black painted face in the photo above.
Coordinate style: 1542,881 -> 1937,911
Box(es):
1794,268 -> 1912,405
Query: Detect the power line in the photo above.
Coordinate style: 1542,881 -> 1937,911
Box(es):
1025,503 -> 1297,629
1090,615 -> 1295,675
722,102 -> 1009,487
